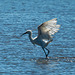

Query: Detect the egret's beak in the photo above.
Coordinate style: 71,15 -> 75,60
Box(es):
20,32 -> 27,37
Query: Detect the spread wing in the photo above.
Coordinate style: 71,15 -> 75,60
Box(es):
38,18 -> 60,40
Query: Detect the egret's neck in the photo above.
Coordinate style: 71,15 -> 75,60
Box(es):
28,32 -> 34,43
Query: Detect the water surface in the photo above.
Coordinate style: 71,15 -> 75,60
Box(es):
0,0 -> 75,75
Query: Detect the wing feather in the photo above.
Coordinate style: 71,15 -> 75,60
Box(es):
38,18 -> 60,40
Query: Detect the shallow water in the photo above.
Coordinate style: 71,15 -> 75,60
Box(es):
0,0 -> 75,75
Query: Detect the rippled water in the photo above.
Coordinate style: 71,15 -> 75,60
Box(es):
0,0 -> 75,75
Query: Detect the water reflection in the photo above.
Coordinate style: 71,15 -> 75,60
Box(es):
36,58 -> 50,64
30,57 -> 75,64
28,56 -> 75,73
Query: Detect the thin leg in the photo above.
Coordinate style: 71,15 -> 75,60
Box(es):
45,48 -> 50,57
42,48 -> 47,58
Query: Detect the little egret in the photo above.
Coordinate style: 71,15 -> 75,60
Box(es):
21,18 -> 60,58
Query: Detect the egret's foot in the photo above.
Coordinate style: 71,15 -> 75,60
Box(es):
46,55 -> 48,59
47,57 -> 49,59
46,56 -> 49,59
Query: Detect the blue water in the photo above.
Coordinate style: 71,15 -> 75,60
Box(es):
0,0 -> 75,75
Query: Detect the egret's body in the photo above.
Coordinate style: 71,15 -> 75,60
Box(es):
21,18 -> 60,58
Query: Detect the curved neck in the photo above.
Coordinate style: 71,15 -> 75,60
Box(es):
28,31 -> 34,43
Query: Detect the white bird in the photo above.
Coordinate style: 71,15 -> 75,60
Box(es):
21,18 -> 60,58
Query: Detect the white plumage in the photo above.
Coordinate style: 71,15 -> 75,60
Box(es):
38,18 -> 60,40
21,18 -> 60,58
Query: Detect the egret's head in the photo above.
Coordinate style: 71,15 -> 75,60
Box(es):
25,30 -> 32,34
21,30 -> 32,37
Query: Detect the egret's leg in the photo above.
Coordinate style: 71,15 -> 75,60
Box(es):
45,48 -> 50,57
42,48 -> 47,58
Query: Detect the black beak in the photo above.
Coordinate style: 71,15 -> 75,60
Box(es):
20,32 -> 26,37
